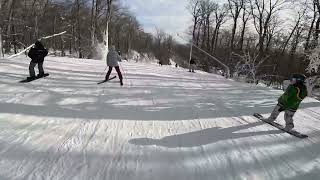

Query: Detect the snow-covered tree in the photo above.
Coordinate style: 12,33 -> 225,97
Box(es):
306,47 -> 320,73
306,47 -> 320,96
233,52 -> 268,83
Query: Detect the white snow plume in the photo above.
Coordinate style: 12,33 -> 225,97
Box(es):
92,42 -> 108,62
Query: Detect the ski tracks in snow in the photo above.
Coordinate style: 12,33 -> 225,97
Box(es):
0,57 -> 319,180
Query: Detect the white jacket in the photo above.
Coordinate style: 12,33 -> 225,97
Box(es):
106,49 -> 121,67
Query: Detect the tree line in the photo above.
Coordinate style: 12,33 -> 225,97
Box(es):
185,0 -> 320,85
0,0 -> 175,64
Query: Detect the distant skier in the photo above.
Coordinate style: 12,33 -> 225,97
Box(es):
158,61 -> 163,66
266,74 -> 308,131
27,40 -> 48,80
105,45 -> 123,86
175,63 -> 178,68
189,58 -> 196,72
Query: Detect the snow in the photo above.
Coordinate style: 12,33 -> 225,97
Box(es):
0,55 -> 320,180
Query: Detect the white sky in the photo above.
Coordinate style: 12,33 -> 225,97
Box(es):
120,0 -> 192,41
119,0 -> 301,43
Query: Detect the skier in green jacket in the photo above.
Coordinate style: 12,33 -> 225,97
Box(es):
267,74 -> 308,131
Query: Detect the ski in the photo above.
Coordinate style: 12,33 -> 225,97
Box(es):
20,73 -> 49,83
253,113 -> 308,138
97,76 -> 117,84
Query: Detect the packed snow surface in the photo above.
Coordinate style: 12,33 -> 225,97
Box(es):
0,56 -> 320,180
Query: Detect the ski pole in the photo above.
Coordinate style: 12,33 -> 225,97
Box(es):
99,66 -> 108,78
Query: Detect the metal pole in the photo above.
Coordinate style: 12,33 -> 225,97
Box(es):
189,41 -> 193,62
177,33 -> 230,78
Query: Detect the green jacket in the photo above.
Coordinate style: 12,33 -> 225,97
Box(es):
278,84 -> 308,112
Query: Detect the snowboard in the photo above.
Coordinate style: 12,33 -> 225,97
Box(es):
97,76 -> 117,85
253,113 -> 308,138
20,73 -> 49,83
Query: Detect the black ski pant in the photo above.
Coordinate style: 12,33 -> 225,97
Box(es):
29,61 -> 44,77
105,66 -> 123,81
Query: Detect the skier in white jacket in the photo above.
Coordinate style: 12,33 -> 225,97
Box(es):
105,46 -> 123,86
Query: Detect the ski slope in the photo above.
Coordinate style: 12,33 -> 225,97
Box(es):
0,56 -> 320,180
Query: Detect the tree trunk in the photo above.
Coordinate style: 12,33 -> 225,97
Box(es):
95,0 -> 99,36
206,15 -> 210,51
12,25 -> 17,54
312,16 -> 320,48
230,12 -> 240,50
104,0 -> 113,58
214,25 -> 221,52
70,24 -> 74,55
35,15 -> 39,39
211,28 -> 217,53
290,27 -> 302,55
53,15 -> 57,51
281,17 -> 301,54
192,16 -> 198,42
305,4 -> 317,51
5,0 -> 14,53
0,1 -> 3,57
0,27 -> 3,57
61,36 -> 65,56
201,16 -> 207,49
239,8 -> 248,50
76,0 -> 82,58
90,0 -> 96,48
196,20 -> 202,46
265,34 -> 272,52
257,16 -> 264,54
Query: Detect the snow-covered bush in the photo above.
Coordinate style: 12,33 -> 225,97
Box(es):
232,52 -> 268,84
306,47 -> 320,73
306,46 -> 320,96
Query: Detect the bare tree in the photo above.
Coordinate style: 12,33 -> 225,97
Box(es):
0,0 -> 3,57
228,0 -> 245,50
90,0 -> 96,49
312,0 -> 320,48
233,52 -> 269,83
75,0 -> 82,58
195,17 -> 203,46
154,28 -> 166,62
188,0 -> 202,42
238,1 -> 250,50
103,0 -> 114,55
250,0 -> 287,54
305,0 -> 317,51
281,6 -> 306,54
290,23 -> 304,55
211,3 -> 229,52
265,16 -> 282,52
5,0 -> 16,53
198,0 -> 214,51
199,0 -> 208,49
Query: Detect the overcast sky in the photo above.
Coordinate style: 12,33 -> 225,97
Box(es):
119,0 -> 192,41
117,0 -> 296,43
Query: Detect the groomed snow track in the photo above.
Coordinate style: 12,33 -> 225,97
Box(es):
0,56 -> 320,180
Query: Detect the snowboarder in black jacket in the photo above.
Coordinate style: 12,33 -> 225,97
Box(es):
27,41 -> 48,80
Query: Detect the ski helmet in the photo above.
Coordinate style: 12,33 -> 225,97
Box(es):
291,74 -> 306,83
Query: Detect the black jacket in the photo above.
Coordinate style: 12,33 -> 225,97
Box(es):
190,59 -> 196,65
28,46 -> 48,63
